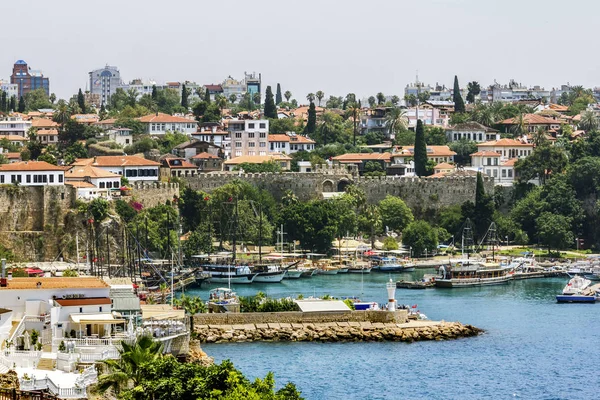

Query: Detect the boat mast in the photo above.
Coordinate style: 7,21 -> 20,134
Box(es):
258,203 -> 262,264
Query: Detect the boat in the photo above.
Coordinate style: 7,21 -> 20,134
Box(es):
252,264 -> 287,283
374,257 -> 415,272
283,269 -> 304,279
317,266 -> 339,275
207,287 -> 240,313
435,261 -> 513,288
556,276 -> 598,303
201,264 -> 257,284
347,261 -> 372,274
396,275 -> 436,289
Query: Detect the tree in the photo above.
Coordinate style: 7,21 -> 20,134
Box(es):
18,96 -> 25,113
376,92 -> 385,105
151,85 -> 158,101
384,107 -> 408,139
515,144 -> 568,185
450,139 -> 477,166
58,119 -> 87,147
473,172 -> 495,238
466,81 -> 481,103
414,120 -> 428,176
77,88 -> 86,114
24,89 -> 52,111
284,90 -> 292,103
536,212 -> 574,252
579,110 -> 599,132
391,95 -> 400,106
174,294 -> 206,332
306,93 -> 315,103
383,236 -> 399,251
405,94 -> 418,107
9,96 -> 16,112
0,91 -> 6,113
453,75 -> 465,113
89,198 -> 110,222
424,126 -> 448,145
53,100 -> 71,125
347,102 -> 360,146
181,84 -> 189,109
316,90 -> 325,107
362,204 -> 382,248
368,96 -> 376,108
263,86 -> 277,119
203,87 -> 211,103
304,102 -> 317,135
363,160 -> 385,176
228,93 -> 237,104
417,91 -> 430,104
378,195 -> 413,233
25,130 -> 44,160
276,83 -> 282,105
402,220 -> 438,257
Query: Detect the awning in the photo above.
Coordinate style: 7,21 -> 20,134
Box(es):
141,305 -> 185,320
70,313 -> 125,324
294,300 -> 351,313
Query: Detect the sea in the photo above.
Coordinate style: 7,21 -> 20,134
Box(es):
187,271 -> 600,400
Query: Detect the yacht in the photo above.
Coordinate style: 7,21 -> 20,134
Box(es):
556,276 -> 598,303
374,257 -> 415,272
435,261 -> 513,288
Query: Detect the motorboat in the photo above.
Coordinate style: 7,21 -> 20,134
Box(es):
283,269 -> 304,279
556,276 -> 598,303
252,264 -> 287,283
207,287 -> 240,313
347,261 -> 372,274
435,262 -> 513,288
374,257 -> 415,272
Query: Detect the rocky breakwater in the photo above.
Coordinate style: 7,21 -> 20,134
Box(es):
195,320 -> 483,343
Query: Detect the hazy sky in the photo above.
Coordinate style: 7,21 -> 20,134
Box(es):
4,0 -> 599,101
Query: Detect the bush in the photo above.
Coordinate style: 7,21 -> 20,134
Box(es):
63,269 -> 78,277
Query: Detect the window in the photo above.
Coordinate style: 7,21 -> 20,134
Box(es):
248,132 -> 255,138
260,142 -> 266,148
259,132 -> 266,138
26,175 -> 31,183
235,132 -> 242,139
79,308 -> 82,313
249,142 -> 255,148
236,141 -> 242,148
259,123 -> 266,129
502,169 -> 506,178
248,123 -> 255,129
49,175 -> 54,183
0,176 -> 3,184
99,182 -> 105,188
508,169 -> 513,178
58,174 -> 63,183
493,170 -> 498,178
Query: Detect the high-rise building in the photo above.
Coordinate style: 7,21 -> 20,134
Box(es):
89,65 -> 121,105
245,72 -> 261,96
10,60 -> 50,98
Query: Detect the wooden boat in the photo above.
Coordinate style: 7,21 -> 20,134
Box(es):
435,262 -> 513,288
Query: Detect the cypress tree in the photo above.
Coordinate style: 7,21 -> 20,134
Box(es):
151,85 -> 158,101
77,88 -> 86,114
1,91 -> 6,112
304,102 -> 316,135
414,119 -> 428,176
18,96 -> 26,113
204,88 -> 211,104
263,86 -> 277,119
276,83 -> 282,105
453,75 -> 465,113
475,172 -> 485,206
10,96 -> 16,112
181,84 -> 188,109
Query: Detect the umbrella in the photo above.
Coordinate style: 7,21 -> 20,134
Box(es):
104,324 -> 111,338
23,331 -> 31,351
127,318 -> 134,336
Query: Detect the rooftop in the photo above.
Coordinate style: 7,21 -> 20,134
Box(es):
191,152 -> 221,160
0,161 -> 65,172
332,153 -> 391,162
54,297 -> 111,307
0,277 -> 109,290
73,155 -> 160,167
224,154 -> 292,165
448,122 -> 498,133
138,113 -> 195,124
477,138 -> 533,147
498,113 -> 562,125
65,165 -> 121,179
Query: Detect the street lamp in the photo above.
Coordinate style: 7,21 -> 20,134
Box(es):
425,248 -> 428,259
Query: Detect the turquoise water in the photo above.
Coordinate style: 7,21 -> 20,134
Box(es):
189,272 -> 600,400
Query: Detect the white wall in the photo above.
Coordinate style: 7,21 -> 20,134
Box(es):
0,171 -> 64,186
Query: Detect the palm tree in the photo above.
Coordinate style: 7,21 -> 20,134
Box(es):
318,112 -> 337,145
306,93 -> 315,103
384,107 -> 408,138
284,91 -> 292,103
376,92 -> 385,105
159,283 -> 168,304
53,100 -> 71,125
253,92 -> 261,106
531,127 -> 549,147
228,94 -> 237,104
511,113 -> 527,137
579,110 -> 599,132
347,103 -> 360,146
368,96 -> 376,108
315,91 -> 324,107
216,95 -> 227,115
174,294 -> 206,332
97,335 -> 163,396
390,95 -> 400,106
126,88 -> 139,107
364,205 -> 382,249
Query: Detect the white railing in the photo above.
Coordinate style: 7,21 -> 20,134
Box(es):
20,374 -> 91,399
1,350 -> 41,368
24,314 -> 51,324
8,317 -> 26,343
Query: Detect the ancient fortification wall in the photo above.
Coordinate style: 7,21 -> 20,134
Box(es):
130,181 -> 180,208
184,165 -> 494,208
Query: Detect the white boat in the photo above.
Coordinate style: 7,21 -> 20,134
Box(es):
284,269 -> 303,279
252,264 -> 286,283
435,262 -> 513,288
202,264 -> 257,284
207,287 -> 240,313
561,276 -> 591,295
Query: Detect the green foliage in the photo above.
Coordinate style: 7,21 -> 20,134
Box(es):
402,220 -> 438,257
378,195 -> 414,233
466,81 -> 481,103
124,137 -> 157,155
24,89 -> 52,111
394,129 -> 415,146
235,161 -> 282,173
364,131 -> 385,145
269,118 -> 297,134
515,144 -> 568,185
89,198 -> 110,222
11,268 -> 28,277
77,88 -> 86,114
263,86 -> 277,119
536,212 -> 575,251
115,200 -> 138,223
413,120 -> 427,176
276,83 -> 282,105
304,102 -> 316,135
130,204 -> 179,257
450,139 -> 478,166
363,161 -> 384,175
58,119 -> 88,147
239,294 -> 298,313
26,131 -> 44,160
58,341 -> 66,352
453,75 -> 465,113
438,204 -> 463,236
30,330 -> 39,346
157,131 -> 189,154
182,229 -> 212,258
343,299 -> 356,310
62,269 -> 78,277
382,236 -> 398,251
424,126 -> 448,145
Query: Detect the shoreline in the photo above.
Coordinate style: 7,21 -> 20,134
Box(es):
194,320 -> 483,343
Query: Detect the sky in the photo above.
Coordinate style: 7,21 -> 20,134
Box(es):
3,0 -> 599,101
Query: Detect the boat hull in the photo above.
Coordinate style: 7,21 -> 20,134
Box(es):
348,268 -> 372,274
284,270 -> 303,279
435,276 -> 512,288
556,295 -> 597,303
253,271 -> 286,283
208,274 -> 256,284
318,269 -> 338,275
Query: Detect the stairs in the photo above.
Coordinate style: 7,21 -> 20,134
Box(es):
36,358 -> 55,371
0,364 -> 8,373
6,321 -> 20,341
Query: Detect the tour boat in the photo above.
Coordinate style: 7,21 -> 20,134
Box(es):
207,287 -> 240,313
201,264 -> 257,284
347,261 -> 372,274
283,269 -> 304,279
435,262 -> 513,288
375,258 -> 415,273
252,264 -> 287,283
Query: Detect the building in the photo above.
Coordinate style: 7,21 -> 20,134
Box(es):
72,156 -> 160,182
160,155 -> 198,178
89,66 -> 121,106
446,122 -> 499,143
475,138 -> 534,159
223,154 -> 291,171
404,104 -> 451,128
65,164 -> 122,200
203,85 -> 223,102
268,133 -> 315,154
191,126 -> 230,150
138,113 -> 197,135
470,151 -> 517,185
191,152 -> 223,171
10,60 -> 50,98
497,114 -> 563,134
222,76 -> 245,103
0,79 -> 18,99
0,135 -> 28,147
227,119 -> 269,157
332,153 -> 391,175
0,116 -> 32,137
171,139 -> 223,159
360,108 -> 389,137
245,72 -> 261,96
0,161 -> 65,185
108,128 -> 133,147
391,145 -> 457,164
71,114 -> 100,125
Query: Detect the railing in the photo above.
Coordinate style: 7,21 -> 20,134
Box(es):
1,350 -> 41,368
24,314 -> 51,324
8,316 -> 26,343
20,374 -> 91,399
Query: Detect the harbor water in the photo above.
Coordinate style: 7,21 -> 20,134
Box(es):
188,271 -> 600,399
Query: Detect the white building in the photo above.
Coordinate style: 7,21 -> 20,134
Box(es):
108,127 -> 133,147
476,138 -> 534,159
89,65 -> 122,106
227,119 -> 269,158
191,126 -> 230,149
268,133 -> 316,154
0,79 -> 19,99
0,116 -> 32,137
446,122 -> 500,143
72,156 -> 160,182
138,113 -> 197,135
0,161 -> 65,186
470,151 -> 517,186
65,165 -> 122,200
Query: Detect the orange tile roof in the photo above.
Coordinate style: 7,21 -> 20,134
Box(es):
73,156 -> 160,167
138,113 -> 195,124
477,138 -> 533,147
93,118 -> 117,125
0,161 -> 65,171
5,152 -> 21,159
224,154 -> 292,165
66,165 -> 121,179
333,153 -> 391,162
548,103 -> 569,112
65,181 -> 96,188
394,145 -> 457,157
498,114 -> 561,125
0,135 -> 28,141
55,297 -> 111,306
434,162 -> 455,169
164,158 -> 197,169
471,151 -> 501,157
191,152 -> 221,159
268,134 -> 315,144
38,129 -> 58,135
31,118 -> 58,128
501,158 -> 518,167
0,277 -> 109,290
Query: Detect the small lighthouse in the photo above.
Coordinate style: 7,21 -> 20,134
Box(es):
386,278 -> 396,311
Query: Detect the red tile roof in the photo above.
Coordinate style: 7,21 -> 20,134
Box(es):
0,161 -> 65,171
204,85 -> 223,91
394,145 -> 457,157
138,113 -> 195,124
477,138 -> 533,147
224,154 -> 292,165
268,134 -> 315,144
501,158 -> 518,167
66,181 -> 96,188
66,165 -> 121,179
73,156 -> 160,167
191,152 -> 221,159
498,114 -> 562,125
164,158 -> 197,169
5,152 -> 21,159
434,162 -> 455,169
31,118 -> 58,128
333,153 -> 391,162
0,135 -> 28,141
471,151 -> 501,157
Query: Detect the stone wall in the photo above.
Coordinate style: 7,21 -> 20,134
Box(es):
184,167 -> 494,209
194,310 -> 408,326
130,181 -> 180,208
